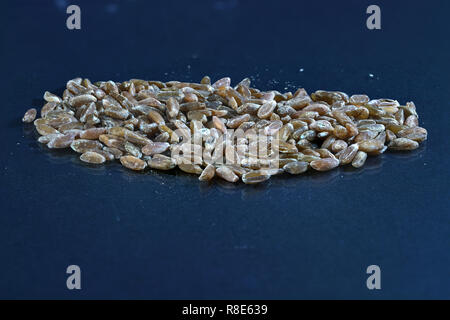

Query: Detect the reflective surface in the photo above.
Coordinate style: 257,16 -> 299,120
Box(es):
0,0 -> 449,298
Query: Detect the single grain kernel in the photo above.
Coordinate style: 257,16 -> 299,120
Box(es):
120,155 -> 147,171
22,108 -> 37,123
80,151 -> 106,164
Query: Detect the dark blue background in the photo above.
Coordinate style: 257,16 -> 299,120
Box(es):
0,0 -> 449,299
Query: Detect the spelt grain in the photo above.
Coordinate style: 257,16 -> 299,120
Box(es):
388,138 -> 419,151
241,170 -> 271,184
120,155 -> 147,171
283,161 -> 309,174
352,151 -> 367,168
216,166 -> 239,182
22,76 -> 427,183
80,151 -> 106,164
22,108 -> 37,123
310,158 -> 340,171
